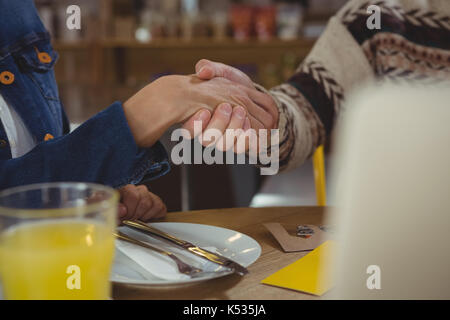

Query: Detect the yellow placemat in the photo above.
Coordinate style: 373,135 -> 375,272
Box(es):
261,240 -> 337,296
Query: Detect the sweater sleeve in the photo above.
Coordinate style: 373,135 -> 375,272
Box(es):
259,0 -> 450,172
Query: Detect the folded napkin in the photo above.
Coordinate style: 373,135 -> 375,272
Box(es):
115,238 -> 227,281
261,240 -> 337,296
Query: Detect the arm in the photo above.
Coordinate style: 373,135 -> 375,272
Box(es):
264,0 -> 450,171
0,102 -> 170,190
194,0 -> 450,172
266,0 -> 375,171
0,74 -> 267,190
193,0 -> 376,171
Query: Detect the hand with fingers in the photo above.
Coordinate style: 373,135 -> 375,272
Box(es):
182,59 -> 279,153
182,103 -> 252,153
117,184 -> 167,224
123,74 -> 274,149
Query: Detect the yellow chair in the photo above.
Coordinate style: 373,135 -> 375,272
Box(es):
312,145 -> 327,206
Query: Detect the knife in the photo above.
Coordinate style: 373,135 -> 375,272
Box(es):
122,220 -> 249,276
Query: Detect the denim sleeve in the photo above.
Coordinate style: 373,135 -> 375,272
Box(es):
0,102 -> 170,190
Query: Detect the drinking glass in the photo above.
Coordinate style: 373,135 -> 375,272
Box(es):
0,183 -> 118,300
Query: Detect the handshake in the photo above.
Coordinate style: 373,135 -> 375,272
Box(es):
119,60 -> 280,222
123,59 -> 279,153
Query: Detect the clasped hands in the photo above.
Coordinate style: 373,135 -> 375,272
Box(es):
119,60 -> 279,223
123,59 -> 279,152
182,59 -> 279,152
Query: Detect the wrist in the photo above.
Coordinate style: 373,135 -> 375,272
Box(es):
253,83 -> 280,129
123,83 -> 178,148
155,75 -> 191,123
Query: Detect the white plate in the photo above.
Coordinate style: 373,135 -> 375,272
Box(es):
111,222 -> 261,286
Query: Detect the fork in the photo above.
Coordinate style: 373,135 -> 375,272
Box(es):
114,231 -> 203,277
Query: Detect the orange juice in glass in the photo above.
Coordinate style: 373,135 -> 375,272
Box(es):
0,183 -> 117,300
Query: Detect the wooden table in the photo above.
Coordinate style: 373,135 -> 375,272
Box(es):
112,206 -> 325,300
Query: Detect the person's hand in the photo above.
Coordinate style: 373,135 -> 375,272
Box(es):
182,59 -> 279,152
117,184 -> 166,223
196,59 -> 255,88
182,103 -> 252,152
123,74 -> 268,148
195,59 -> 279,126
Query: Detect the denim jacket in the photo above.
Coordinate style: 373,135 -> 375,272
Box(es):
0,0 -> 170,190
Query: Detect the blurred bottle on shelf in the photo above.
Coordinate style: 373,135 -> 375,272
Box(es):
276,1 -> 304,40
162,0 -> 180,38
230,4 -> 254,41
134,0 -> 165,42
203,0 -> 230,41
148,2 -> 166,40
135,8 -> 152,43
254,6 -> 276,41
180,0 -> 201,40
210,11 -> 229,40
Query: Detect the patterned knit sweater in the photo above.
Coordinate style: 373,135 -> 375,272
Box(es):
262,0 -> 450,172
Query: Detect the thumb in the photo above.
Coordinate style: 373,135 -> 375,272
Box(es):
195,59 -> 254,88
196,59 -> 216,80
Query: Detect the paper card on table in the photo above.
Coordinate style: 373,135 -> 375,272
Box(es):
261,240 -> 337,296
263,223 -> 327,252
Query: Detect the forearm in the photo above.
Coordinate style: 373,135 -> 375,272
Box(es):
254,83 -> 324,172
0,102 -> 170,190
263,1 -> 376,172
123,74 -> 260,147
266,0 -> 450,172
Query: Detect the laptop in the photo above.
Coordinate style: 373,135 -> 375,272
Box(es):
326,82 -> 450,299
